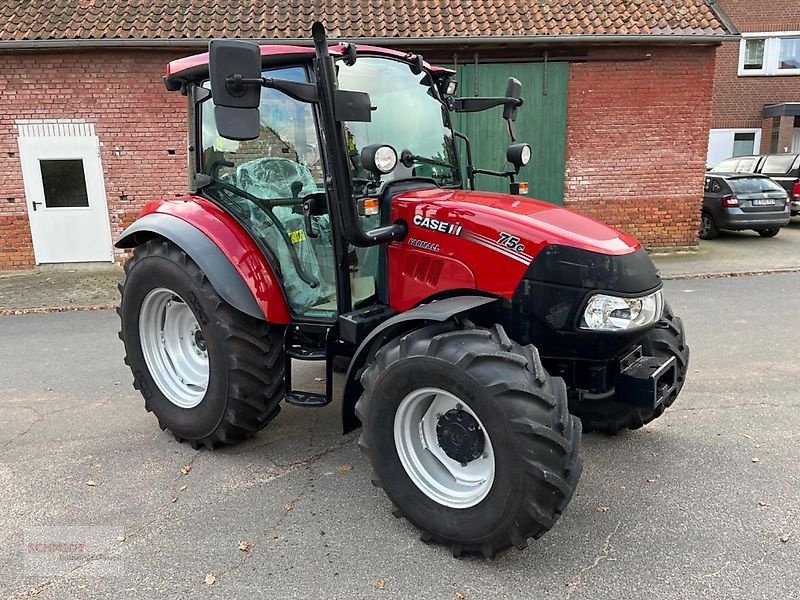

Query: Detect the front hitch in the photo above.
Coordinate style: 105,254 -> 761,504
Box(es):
614,346 -> 678,410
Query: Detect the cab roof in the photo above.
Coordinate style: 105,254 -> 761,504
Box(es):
165,43 -> 453,90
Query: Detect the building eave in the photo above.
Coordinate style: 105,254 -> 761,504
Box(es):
0,33 -> 740,52
763,103 -> 800,118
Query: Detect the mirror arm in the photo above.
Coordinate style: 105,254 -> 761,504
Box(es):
262,78 -> 319,103
450,96 -> 523,113
507,118 -> 517,142
224,75 -> 320,104
472,167 -> 516,179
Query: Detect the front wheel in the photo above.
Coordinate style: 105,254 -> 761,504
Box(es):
757,228 -> 780,238
356,323 -> 582,557
118,239 -> 285,449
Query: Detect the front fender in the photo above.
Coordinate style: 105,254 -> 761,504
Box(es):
341,295 -> 498,433
116,197 -> 291,324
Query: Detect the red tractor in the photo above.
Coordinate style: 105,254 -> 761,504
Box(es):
117,24 -> 689,557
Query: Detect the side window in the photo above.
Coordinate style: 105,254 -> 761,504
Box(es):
711,179 -> 722,193
761,155 -> 797,175
200,66 -> 338,319
201,67 -> 323,196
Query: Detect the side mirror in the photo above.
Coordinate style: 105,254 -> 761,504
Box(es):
502,77 -> 522,121
503,77 -> 523,141
208,40 -> 262,141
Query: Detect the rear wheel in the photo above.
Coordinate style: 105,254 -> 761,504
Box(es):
699,212 -> 719,240
356,323 -> 582,557
118,239 -> 285,449
569,304 -> 689,434
757,228 -> 780,238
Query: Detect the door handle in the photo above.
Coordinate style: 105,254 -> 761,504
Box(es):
32,201 -> 42,212
302,199 -> 319,238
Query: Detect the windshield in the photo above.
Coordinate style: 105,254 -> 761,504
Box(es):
337,57 -> 459,193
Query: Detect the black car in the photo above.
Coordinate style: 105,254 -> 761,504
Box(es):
710,153 -> 800,215
701,173 -> 789,240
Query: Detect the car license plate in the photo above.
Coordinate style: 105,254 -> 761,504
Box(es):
752,199 -> 774,206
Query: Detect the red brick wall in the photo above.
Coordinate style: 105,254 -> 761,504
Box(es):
565,46 -> 717,248
716,0 -> 800,33
0,49 -> 188,269
711,0 -> 800,128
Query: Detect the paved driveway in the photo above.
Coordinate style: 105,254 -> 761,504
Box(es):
1,276 -> 798,599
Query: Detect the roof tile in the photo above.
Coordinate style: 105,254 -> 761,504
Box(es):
0,0 -> 731,42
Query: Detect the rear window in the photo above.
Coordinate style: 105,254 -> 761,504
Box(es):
728,177 -> 785,194
761,155 -> 798,175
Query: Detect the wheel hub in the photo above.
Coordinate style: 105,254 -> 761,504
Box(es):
193,329 -> 207,352
436,408 -> 485,464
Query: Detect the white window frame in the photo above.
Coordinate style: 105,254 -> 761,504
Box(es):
738,32 -> 800,76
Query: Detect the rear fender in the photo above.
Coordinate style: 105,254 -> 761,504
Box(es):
341,295 -> 498,433
116,199 -> 291,324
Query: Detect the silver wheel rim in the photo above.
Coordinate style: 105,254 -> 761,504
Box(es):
139,288 -> 209,409
394,387 -> 495,509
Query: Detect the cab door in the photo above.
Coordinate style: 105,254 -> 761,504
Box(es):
198,65 -> 341,319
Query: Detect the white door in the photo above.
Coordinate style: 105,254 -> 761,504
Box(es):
17,134 -> 113,264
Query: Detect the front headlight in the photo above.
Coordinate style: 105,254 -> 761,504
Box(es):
580,290 -> 663,332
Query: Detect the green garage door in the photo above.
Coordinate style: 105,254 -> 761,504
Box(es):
452,61 -> 568,204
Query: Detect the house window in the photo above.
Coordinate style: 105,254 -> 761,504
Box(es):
743,39 -> 765,70
732,132 -> 756,157
770,118 -> 780,153
739,33 -> 800,75
779,37 -> 800,70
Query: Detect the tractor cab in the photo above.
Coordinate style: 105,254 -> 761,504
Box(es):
195,54 -> 459,320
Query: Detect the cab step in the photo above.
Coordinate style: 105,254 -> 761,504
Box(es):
283,324 -> 335,408
285,391 -> 328,407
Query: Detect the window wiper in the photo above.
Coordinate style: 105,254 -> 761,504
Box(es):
399,149 -> 456,170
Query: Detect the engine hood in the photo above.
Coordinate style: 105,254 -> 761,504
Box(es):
392,188 -> 641,256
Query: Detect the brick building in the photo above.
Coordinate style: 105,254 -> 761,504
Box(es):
0,1 -> 735,269
707,0 -> 800,166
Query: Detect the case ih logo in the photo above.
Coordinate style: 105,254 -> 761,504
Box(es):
413,214 -> 463,236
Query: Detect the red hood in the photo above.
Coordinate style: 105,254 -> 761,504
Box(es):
393,188 -> 640,256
